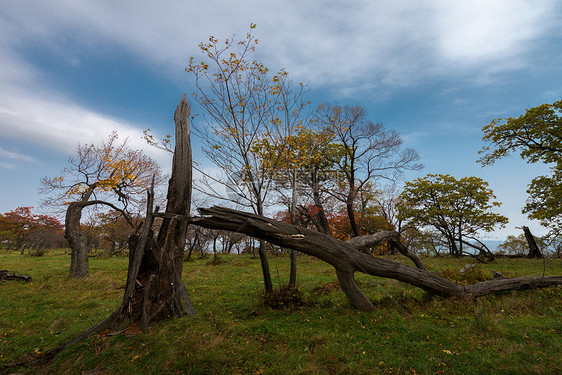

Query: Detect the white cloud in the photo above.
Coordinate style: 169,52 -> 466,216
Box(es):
0,0 -> 559,175
401,130 -> 431,146
1,1 -> 560,239
0,162 -> 15,169
0,79 -> 172,169
2,1 -> 559,96
0,8 -> 173,167
433,1 -> 549,64
0,146 -> 36,164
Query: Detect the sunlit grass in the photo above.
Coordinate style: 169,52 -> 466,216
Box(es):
1,249 -> 561,374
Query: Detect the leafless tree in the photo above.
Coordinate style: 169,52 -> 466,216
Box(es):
317,104 -> 423,237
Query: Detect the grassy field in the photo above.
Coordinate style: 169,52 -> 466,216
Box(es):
1,249 -> 561,374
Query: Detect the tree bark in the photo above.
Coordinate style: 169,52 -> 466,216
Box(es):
66,201 -> 90,279
258,239 -> 273,292
289,250 -> 298,287
449,236 -> 460,257
346,194 -> 360,238
192,206 -> 562,310
65,184 -> 133,279
255,199 -> 273,293
523,226 -> 543,258
347,231 -> 426,270
336,269 -> 375,310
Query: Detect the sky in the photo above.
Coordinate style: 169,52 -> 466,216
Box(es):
0,0 -> 561,240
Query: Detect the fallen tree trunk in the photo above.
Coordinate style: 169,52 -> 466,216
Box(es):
0,270 -> 32,282
192,206 -> 562,310
347,231 -> 427,271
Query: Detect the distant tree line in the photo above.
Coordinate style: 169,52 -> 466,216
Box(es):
0,207 -> 65,255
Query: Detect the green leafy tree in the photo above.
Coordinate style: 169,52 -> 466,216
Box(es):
479,100 -> 562,239
496,234 -> 546,256
525,167 -> 562,238
398,174 -> 508,256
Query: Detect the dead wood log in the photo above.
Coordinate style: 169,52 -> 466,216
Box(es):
192,206 -> 562,310
0,270 -> 32,282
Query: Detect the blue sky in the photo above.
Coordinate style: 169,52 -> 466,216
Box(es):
0,1 -> 561,239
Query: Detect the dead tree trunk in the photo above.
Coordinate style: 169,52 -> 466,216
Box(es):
192,207 -> 562,311
347,231 -> 427,271
523,226 -> 543,258
93,95 -> 196,332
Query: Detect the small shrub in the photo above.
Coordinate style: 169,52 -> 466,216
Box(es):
436,265 -> 493,285
206,255 -> 223,266
260,285 -> 306,310
312,280 -> 340,295
29,248 -> 47,257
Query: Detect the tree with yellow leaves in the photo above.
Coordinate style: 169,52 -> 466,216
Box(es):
187,25 -> 307,292
41,132 -> 162,279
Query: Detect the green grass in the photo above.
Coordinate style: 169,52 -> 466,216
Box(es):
1,250 -> 561,374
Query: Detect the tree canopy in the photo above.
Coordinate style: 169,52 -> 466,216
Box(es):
524,168 -> 562,238
479,100 -> 562,240
41,132 -> 161,214
315,104 -> 422,237
479,100 -> 562,166
187,26 -> 307,214
0,207 -> 65,254
398,174 -> 508,256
